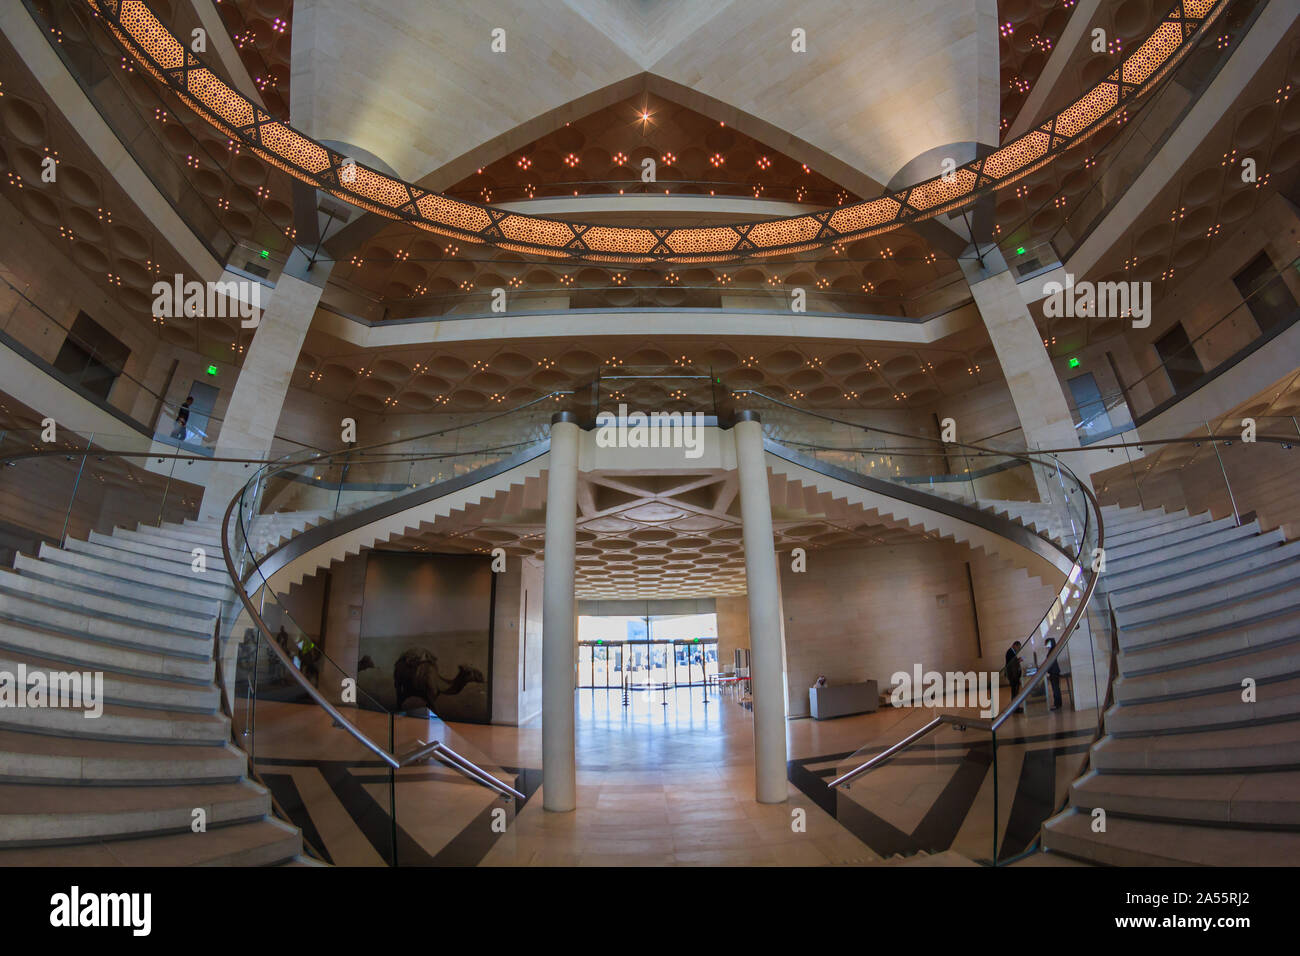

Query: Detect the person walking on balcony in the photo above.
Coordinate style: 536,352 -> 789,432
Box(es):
1005,641 -> 1024,714
1044,637 -> 1063,711
171,395 -> 193,440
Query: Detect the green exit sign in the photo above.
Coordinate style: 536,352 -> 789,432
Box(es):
206,365 -> 219,376
1068,357 -> 1080,368
1016,246 -> 1026,256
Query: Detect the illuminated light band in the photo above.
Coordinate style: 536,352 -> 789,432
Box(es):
84,0 -> 1228,264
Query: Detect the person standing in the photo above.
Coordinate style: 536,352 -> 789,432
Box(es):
171,395 -> 194,440
1005,640 -> 1024,714
1044,637 -> 1063,711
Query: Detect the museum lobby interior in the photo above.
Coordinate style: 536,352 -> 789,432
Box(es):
0,0 -> 1299,869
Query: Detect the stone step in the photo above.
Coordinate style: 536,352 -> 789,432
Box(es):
1118,579 -> 1300,651
1115,553 -> 1300,630
73,535 -> 211,575
108,527 -> 208,557
1107,514 -> 1240,562
35,542 -> 230,602
0,650 -> 218,712
1100,505 -> 1181,533
0,568 -> 213,638
1106,521 -> 1264,576
0,695 -> 228,744
135,524 -> 221,550
1107,530 -> 1285,603
1106,510 -> 1206,546
1069,768 -> 1300,827
0,730 -> 246,784
1118,608 -> 1300,678
17,552 -> 224,617
1117,635 -> 1300,702
0,589 -> 212,660
0,817 -> 301,866
1091,718 -> 1300,772
0,619 -> 214,684
0,779 -> 270,846
1106,675 -> 1300,733
1041,807 -> 1300,865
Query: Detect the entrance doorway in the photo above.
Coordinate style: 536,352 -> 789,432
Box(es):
576,610 -> 719,692
577,638 -> 719,689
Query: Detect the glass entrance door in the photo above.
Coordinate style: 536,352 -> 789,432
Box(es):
672,640 -> 719,686
577,641 -> 625,688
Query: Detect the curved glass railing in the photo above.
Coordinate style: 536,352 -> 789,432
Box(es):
213,374 -> 1106,864
719,390 -> 1105,865
0,274 -> 324,457
218,390 -> 600,865
7,367 -> 1295,864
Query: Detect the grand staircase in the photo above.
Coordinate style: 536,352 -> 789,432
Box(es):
1041,502 -> 1300,865
0,514 -> 329,865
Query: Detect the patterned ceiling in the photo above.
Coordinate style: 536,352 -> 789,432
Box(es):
292,331 -> 1004,415
380,465 -> 950,599
0,0 -> 1295,419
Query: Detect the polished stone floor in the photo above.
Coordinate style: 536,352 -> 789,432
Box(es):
247,683 -> 1097,866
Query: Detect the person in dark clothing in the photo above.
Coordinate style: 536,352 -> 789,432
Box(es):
1044,637 -> 1063,711
171,396 -> 194,439
1005,640 -> 1024,714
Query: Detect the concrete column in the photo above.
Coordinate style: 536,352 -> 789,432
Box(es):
733,413 -> 789,804
541,414 -> 579,812
962,247 -> 1086,518
199,250 -> 330,519
963,248 -> 1080,455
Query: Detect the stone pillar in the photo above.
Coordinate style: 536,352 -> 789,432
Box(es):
199,250 -> 330,520
541,413 -> 579,812
733,412 -> 789,804
963,248 -> 1080,455
962,246 -> 1086,521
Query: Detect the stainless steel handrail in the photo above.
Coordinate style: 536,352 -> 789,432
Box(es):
220,477 -> 526,802
214,398 -> 576,806
735,387 -> 1108,791
825,467 -> 1103,790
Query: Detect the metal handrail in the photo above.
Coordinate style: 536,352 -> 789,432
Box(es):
212,396 -> 583,806
814,448 -> 1104,790
220,479 -> 526,802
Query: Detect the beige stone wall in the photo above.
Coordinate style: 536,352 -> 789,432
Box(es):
777,540 -> 1063,717
715,593 -> 749,673
1112,194 -> 1300,417
488,556 -> 544,726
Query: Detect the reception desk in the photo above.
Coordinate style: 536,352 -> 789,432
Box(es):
809,680 -> 879,720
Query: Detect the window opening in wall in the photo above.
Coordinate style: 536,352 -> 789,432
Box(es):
1153,322 -> 1204,394
1234,252 -> 1299,336
51,311 -> 130,402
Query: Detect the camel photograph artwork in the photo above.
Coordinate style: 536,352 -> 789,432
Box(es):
357,552 -> 494,722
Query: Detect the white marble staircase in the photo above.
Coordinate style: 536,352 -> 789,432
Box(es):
1040,503 -> 1300,865
0,515 -> 328,865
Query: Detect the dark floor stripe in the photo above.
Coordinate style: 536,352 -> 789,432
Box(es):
316,761 -> 438,866
256,756 -> 542,866
259,771 -> 334,865
790,736 -> 1092,861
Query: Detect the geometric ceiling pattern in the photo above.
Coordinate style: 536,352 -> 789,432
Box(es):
996,0 -> 1079,136
293,333 -> 1006,414
379,466 -> 952,599
89,0 -> 1230,263
1035,30 -> 1300,358
214,0 -> 293,119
